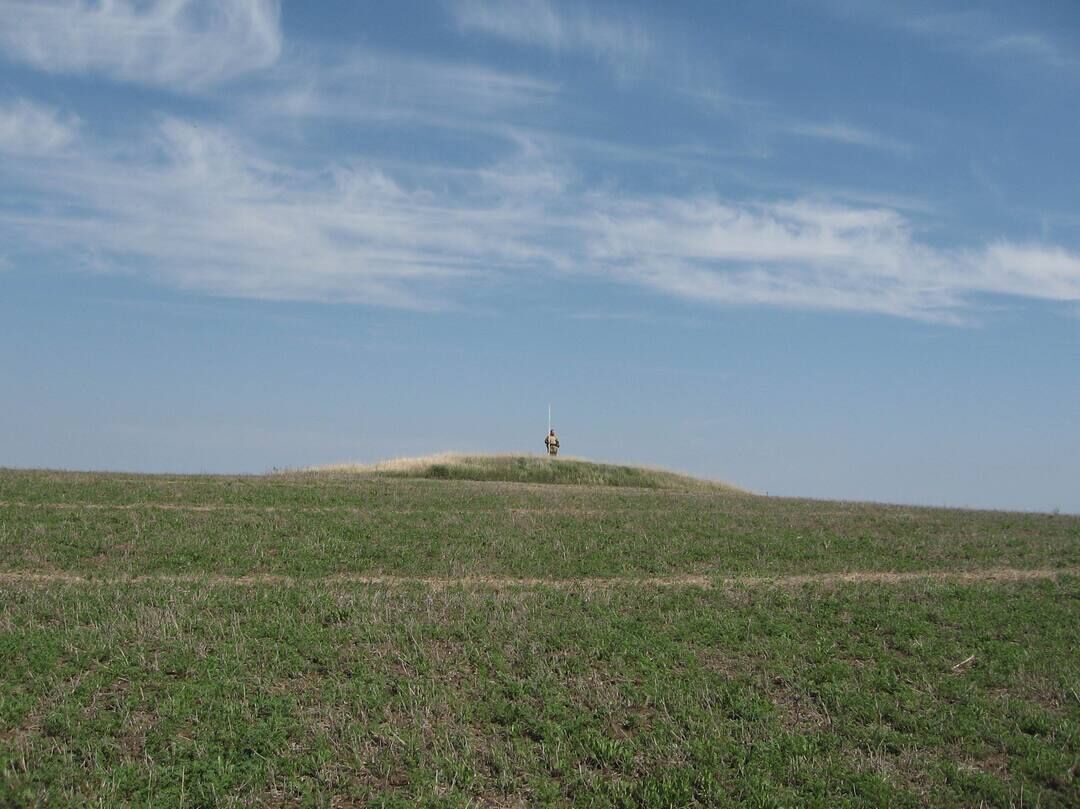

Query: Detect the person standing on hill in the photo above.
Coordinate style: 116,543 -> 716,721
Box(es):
545,429 -> 560,457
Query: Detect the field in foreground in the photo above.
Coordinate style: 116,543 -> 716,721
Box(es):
1,460 -> 1078,807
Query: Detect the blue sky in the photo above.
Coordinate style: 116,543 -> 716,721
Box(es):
1,0 -> 1078,512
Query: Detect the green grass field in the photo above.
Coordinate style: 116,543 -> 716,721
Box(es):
2,458 -> 1078,807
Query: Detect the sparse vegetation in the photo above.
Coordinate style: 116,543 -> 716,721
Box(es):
307,453 -> 739,490
1,462 -> 1078,807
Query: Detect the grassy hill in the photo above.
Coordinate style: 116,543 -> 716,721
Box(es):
1,464 -> 1078,807
306,453 -> 743,490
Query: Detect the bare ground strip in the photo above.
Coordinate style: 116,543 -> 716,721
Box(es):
0,567 -> 1074,590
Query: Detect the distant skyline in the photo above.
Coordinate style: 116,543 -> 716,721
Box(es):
1,1 -> 1078,512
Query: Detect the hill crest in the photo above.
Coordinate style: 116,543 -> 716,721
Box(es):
306,453 -> 743,491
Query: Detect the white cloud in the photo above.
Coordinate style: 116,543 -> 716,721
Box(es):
587,198 -> 1080,322
0,0 -> 281,90
0,98 -> 79,155
0,117 -> 568,308
449,0 -> 651,67
905,13 -> 1073,71
788,122 -> 910,155
972,244 -> 1080,300
979,33 -> 1070,70
817,2 -> 1075,73
250,48 -> 557,128
1,106 -> 1077,322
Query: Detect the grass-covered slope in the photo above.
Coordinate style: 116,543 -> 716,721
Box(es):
1,467 -> 1078,807
2,470 -> 1076,580
308,453 -> 741,490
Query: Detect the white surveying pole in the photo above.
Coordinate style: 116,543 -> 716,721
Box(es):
547,403 -> 551,433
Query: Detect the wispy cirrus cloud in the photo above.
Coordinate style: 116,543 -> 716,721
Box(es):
252,47 -> 557,129
905,12 -> 1074,71
0,97 -> 79,155
588,198 -> 1080,323
3,104 -> 1079,323
977,33 -> 1072,70
816,1 -> 1075,73
0,0 -> 282,90
448,0 -> 651,68
788,121 -> 911,156
0,116 -> 571,309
